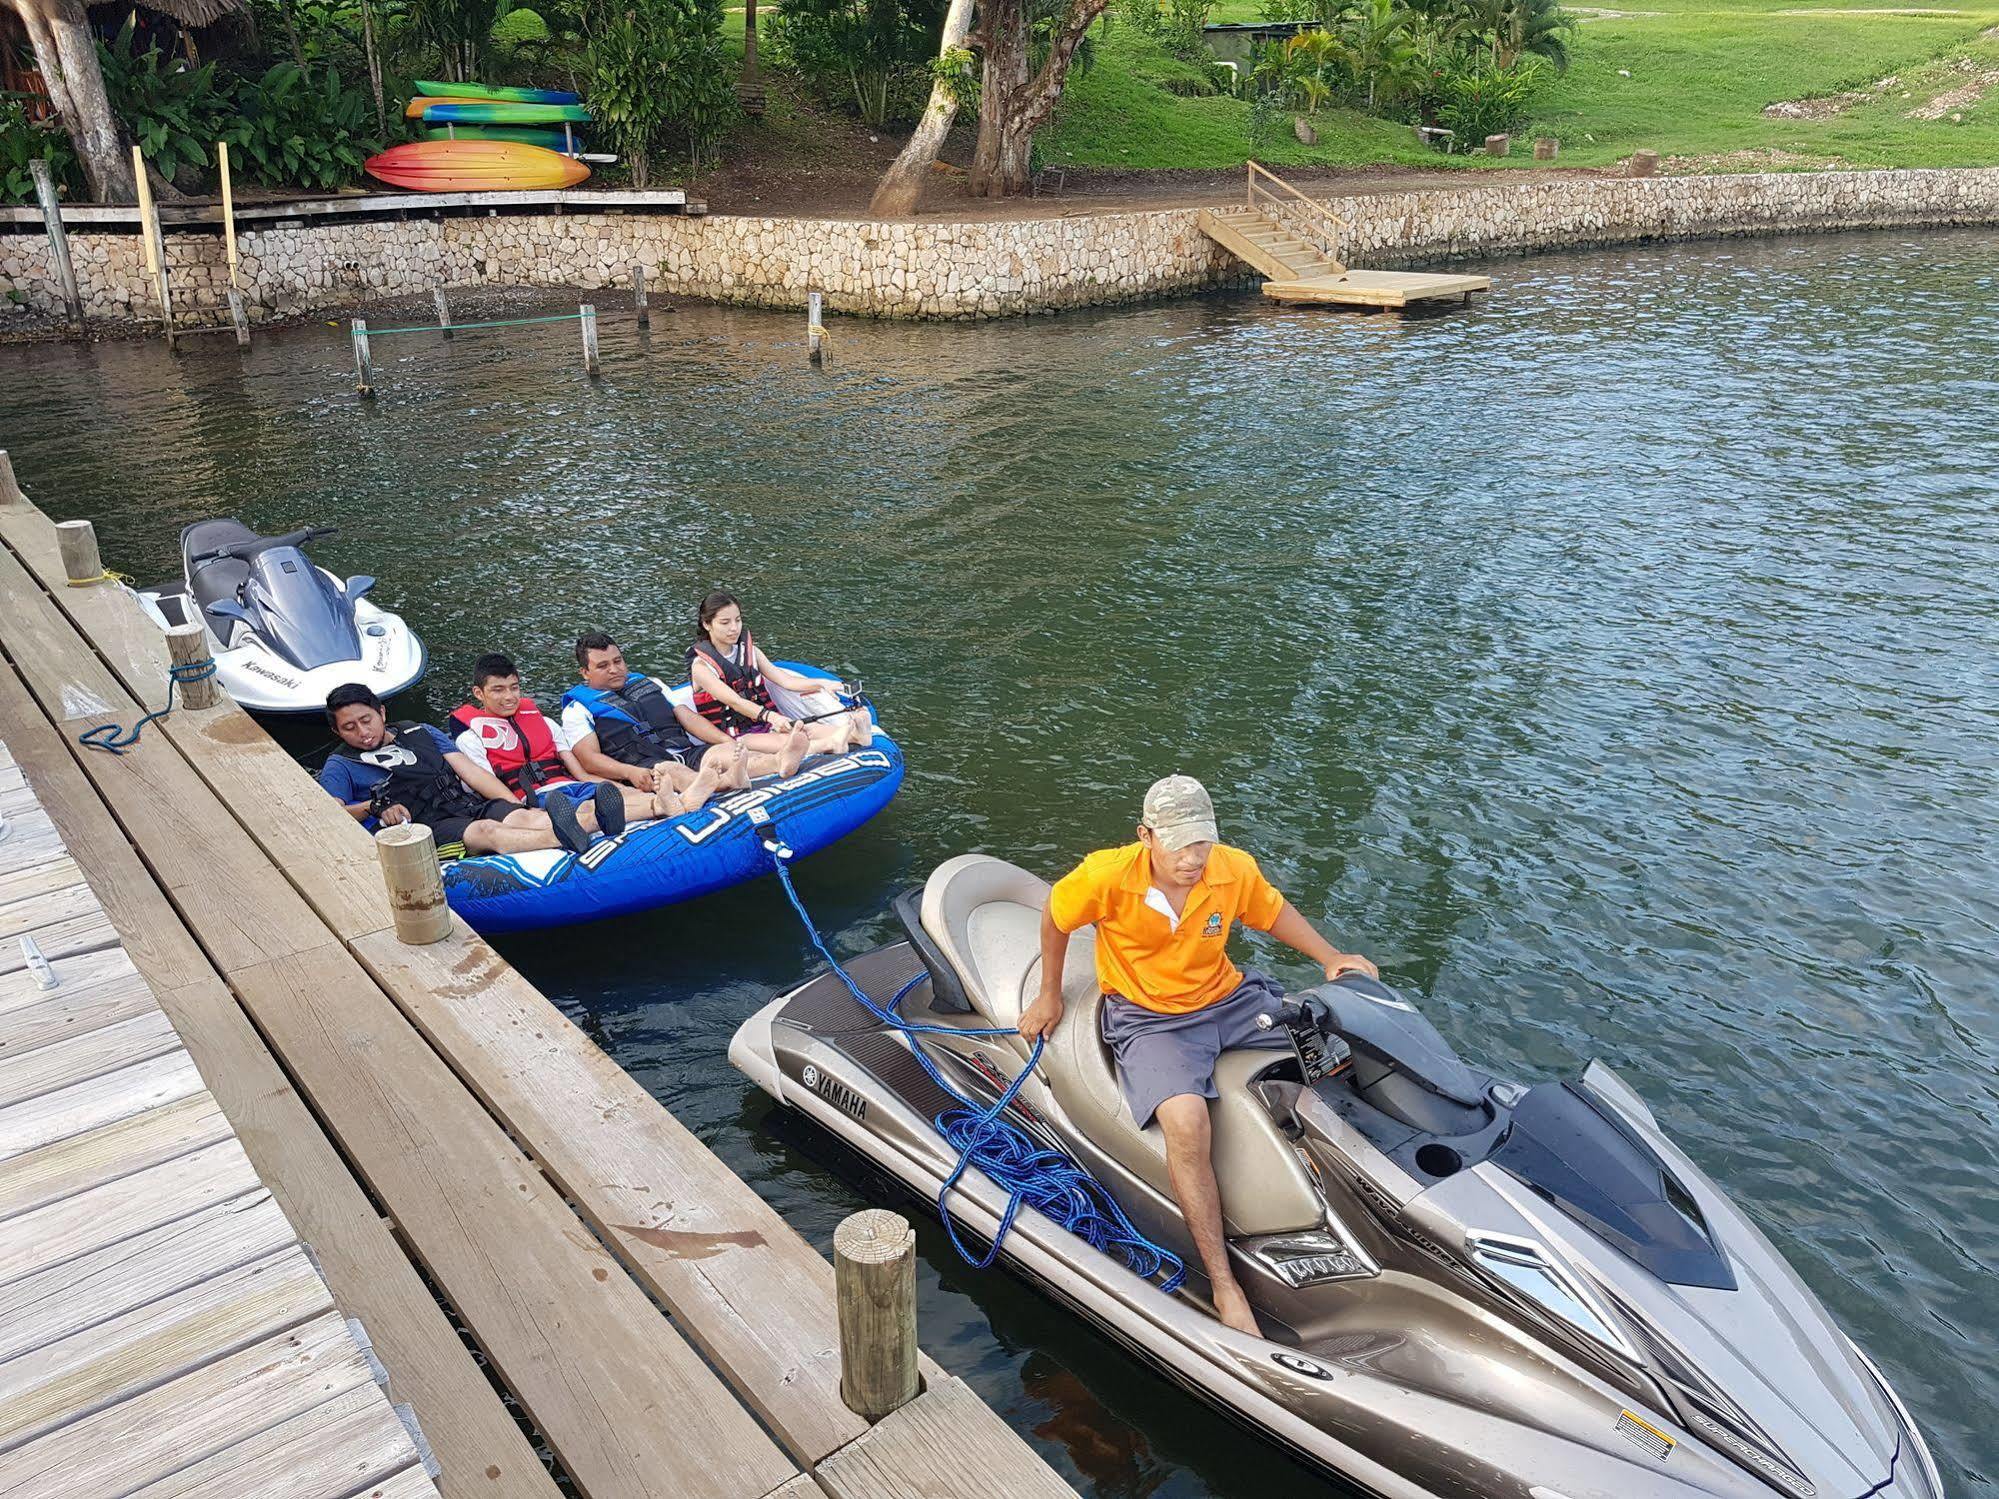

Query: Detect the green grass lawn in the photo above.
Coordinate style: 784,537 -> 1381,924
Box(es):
1041,1 -> 1999,173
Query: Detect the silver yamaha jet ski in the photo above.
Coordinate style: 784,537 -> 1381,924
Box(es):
135,520 -> 426,715
732,854 -> 1943,1499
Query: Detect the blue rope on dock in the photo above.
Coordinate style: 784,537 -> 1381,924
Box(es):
763,842 -> 1186,1292
78,659 -> 217,755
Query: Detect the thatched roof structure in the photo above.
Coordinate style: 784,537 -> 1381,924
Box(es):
97,0 -> 250,27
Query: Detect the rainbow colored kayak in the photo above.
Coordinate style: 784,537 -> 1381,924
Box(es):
409,99 -> 592,124
415,79 -> 581,105
364,140 -> 590,192
419,124 -> 581,153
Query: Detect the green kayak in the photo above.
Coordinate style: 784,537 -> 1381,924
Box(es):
414,79 -> 582,105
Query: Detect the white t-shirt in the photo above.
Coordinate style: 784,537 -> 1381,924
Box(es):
453,707 -> 577,776
559,675 -> 680,748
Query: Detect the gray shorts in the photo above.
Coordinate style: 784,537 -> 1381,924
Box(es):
1100,969 -> 1291,1128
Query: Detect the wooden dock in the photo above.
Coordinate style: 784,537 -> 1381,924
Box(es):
1199,162 -> 1489,310
0,481 -> 1075,1499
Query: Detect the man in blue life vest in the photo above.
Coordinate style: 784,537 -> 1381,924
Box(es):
448,653 -> 715,824
319,684 -> 612,860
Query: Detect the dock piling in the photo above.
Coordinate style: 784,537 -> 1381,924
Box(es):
834,1208 -> 918,1419
352,318 -> 376,398
580,302 -> 600,376
0,451 -> 23,508
807,290 -> 825,367
434,287 -> 453,338
632,264 -> 649,329
227,288 -> 250,347
131,146 -> 176,351
375,823 -> 453,944
164,623 -> 222,710
29,159 -> 84,331
55,519 -> 104,585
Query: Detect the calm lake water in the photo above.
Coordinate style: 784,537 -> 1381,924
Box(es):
2,226 -> 1994,1497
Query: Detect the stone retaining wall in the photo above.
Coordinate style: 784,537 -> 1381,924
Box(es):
4,167 -> 1997,327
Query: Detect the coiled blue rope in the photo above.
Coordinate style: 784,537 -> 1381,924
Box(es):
764,843 -> 1186,1292
78,659 -> 218,755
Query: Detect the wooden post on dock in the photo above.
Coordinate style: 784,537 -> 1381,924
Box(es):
376,824 -> 453,944
164,622 -> 221,710
807,290 -> 825,368
0,451 -> 23,508
352,318 -> 376,398
632,264 -> 649,329
580,303 -> 600,376
29,159 -> 84,331
56,519 -> 104,585
132,146 -> 175,351
834,1208 -> 918,1420
434,287 -> 453,338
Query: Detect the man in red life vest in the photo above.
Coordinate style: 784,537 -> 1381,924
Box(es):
447,653 -> 718,826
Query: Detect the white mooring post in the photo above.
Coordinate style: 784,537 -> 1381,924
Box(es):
632,264 -> 649,329
579,303 -> 600,376
807,290 -> 825,368
0,450 -> 24,508
834,1208 -> 918,1420
29,159 -> 83,330
434,287 -> 453,338
376,824 -> 452,944
352,318 -> 376,398
227,288 -> 250,348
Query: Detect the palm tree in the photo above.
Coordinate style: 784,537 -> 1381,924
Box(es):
1460,0 -> 1573,72
1339,0 -> 1415,111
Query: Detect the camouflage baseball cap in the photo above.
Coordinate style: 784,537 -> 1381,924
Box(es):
1142,775 -> 1218,851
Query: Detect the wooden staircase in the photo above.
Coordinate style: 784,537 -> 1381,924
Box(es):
1198,161 -> 1491,310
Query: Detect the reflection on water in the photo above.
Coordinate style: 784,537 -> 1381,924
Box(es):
3,227 -> 1995,1497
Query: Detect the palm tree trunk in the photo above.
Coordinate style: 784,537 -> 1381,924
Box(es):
867,0 -> 974,217
13,0 -> 136,202
358,0 -> 387,137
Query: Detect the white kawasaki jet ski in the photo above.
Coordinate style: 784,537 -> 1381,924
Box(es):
135,520 -> 427,715
732,854 -> 1945,1499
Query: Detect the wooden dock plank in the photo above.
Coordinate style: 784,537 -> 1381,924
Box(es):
0,1243 -> 331,1447
233,943 -> 799,1499
366,1469 -> 448,1499
357,930 -> 879,1464
0,812 -> 65,879
0,1091 -> 231,1221
0,1049 -> 205,1162
0,1139 -> 262,1287
123,1382 -> 424,1499
0,1312 -> 372,1498
0,669 -> 557,1499
0,853 -> 86,912
0,911 -> 120,973
0,1190 -> 294,1360
814,1378 -> 1078,1499
0,1007 -> 182,1106
0,964 -> 158,1060
0,877 -> 100,945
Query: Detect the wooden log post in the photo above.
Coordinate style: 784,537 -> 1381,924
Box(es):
1484,133 -> 1510,157
579,303 -> 600,376
352,318 -> 376,398
807,290 -> 825,368
834,1208 -> 918,1420
164,622 -> 222,710
1533,136 -> 1560,162
227,288 -> 250,348
434,287 -> 453,338
1629,149 -> 1661,178
632,264 -> 649,329
375,824 -> 453,944
0,450 -> 23,508
29,159 -> 84,331
56,520 -> 104,585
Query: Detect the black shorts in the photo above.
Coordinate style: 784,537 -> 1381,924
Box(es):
426,798 -> 518,856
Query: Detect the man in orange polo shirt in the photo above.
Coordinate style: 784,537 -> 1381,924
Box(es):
1018,775 -> 1376,1337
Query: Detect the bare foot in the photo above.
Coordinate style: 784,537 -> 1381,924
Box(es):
1213,1282 -> 1260,1338
680,758 -> 722,814
849,710 -> 874,748
778,724 -> 809,777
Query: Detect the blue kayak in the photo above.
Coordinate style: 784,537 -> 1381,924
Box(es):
440,674 -> 901,933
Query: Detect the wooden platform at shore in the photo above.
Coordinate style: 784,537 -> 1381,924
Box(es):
0,481 -> 1074,1499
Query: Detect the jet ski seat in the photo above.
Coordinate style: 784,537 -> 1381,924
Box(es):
920,855 -> 1324,1238
180,519 -> 260,624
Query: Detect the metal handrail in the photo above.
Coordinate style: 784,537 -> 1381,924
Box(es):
1245,159 -> 1349,273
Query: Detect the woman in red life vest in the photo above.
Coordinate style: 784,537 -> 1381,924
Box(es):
685,591 -> 873,763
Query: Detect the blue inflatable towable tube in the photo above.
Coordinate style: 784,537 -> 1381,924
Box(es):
439,669 -> 903,933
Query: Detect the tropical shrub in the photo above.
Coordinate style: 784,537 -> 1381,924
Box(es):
227,63 -> 384,191
584,0 -> 735,184
99,18 -> 239,187
406,0 -> 519,82
767,0 -> 944,127
1432,52 -> 1539,144
0,102 -> 82,206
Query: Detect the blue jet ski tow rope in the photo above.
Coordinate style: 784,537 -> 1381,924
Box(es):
757,817 -> 1186,1292
78,658 -> 219,755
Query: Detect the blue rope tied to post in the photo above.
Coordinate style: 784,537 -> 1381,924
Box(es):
763,840 -> 1186,1292
78,658 -> 217,755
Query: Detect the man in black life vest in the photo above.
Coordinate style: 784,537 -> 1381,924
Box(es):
320,684 -> 602,859
561,633 -> 787,797
449,654 -> 703,824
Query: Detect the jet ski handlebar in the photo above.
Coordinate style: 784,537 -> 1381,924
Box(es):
190,525 -> 338,565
